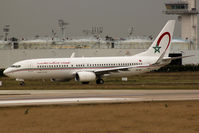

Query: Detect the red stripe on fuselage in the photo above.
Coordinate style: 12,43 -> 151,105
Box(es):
6,67 -> 115,74
6,65 -> 156,74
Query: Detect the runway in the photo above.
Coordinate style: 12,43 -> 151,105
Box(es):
0,90 -> 199,107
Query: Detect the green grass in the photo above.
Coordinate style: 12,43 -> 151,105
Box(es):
1,72 -> 199,90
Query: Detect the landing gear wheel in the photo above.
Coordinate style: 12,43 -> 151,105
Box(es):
19,82 -> 25,86
82,82 -> 90,84
96,79 -> 104,84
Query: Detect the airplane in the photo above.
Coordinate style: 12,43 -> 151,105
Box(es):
4,20 -> 182,85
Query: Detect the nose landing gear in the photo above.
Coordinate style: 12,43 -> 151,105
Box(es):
19,81 -> 25,86
16,79 -> 25,86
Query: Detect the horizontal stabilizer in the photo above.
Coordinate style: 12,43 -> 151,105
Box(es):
163,55 -> 194,61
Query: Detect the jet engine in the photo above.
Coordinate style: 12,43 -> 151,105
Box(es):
75,72 -> 96,82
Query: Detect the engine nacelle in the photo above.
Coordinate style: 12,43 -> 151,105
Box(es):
75,72 -> 96,82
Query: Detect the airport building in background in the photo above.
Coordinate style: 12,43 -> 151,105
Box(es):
0,0 -> 199,68
164,0 -> 199,50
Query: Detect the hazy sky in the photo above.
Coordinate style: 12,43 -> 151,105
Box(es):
0,0 -> 186,38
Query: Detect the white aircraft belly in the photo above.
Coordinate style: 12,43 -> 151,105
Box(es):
16,69 -> 73,80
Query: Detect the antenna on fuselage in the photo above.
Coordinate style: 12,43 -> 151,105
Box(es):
70,52 -> 75,58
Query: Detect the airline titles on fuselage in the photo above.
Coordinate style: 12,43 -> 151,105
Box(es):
36,62 -> 143,69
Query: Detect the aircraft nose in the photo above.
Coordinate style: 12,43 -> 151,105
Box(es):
3,69 -> 10,77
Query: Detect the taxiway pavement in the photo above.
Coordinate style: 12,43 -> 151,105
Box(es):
0,90 -> 199,107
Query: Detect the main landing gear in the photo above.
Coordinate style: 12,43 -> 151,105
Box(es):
96,79 -> 104,84
81,79 -> 104,85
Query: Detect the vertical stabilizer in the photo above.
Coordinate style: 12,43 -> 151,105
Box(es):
136,20 -> 175,57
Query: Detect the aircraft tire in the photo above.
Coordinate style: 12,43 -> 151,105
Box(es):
96,79 -> 104,84
19,82 -> 25,86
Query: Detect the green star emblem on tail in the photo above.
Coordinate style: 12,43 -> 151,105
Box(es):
153,45 -> 161,53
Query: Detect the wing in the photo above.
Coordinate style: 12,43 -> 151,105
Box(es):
93,55 -> 193,76
93,64 -> 150,76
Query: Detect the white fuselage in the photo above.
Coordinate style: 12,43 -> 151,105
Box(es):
4,56 -> 161,81
3,20 -> 176,83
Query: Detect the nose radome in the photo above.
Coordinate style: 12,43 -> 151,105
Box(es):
3,69 -> 9,76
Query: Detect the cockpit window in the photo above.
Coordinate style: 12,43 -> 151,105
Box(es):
10,65 -> 21,68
